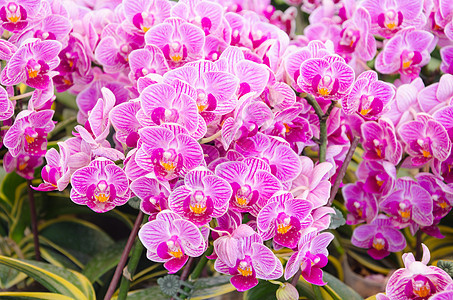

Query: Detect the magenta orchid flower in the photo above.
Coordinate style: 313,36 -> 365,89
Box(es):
383,77 -> 423,128
3,109 -> 54,157
214,224 -> 283,292
94,23 -> 144,74
440,46 -> 453,75
139,210 -> 205,274
375,27 -> 435,83
70,158 -> 131,213
285,40 -> 332,86
135,124 -> 204,181
215,157 -> 281,216
221,93 -> 273,149
384,244 -> 453,299
416,173 -> 453,238
0,85 -> 13,121
351,215 -> 406,260
336,7 -> 376,62
145,17 -> 205,66
138,81 -> 199,134
361,118 -> 402,165
257,192 -> 313,248
291,156 -> 332,208
34,141 -> 90,192
128,45 -> 169,83
171,0 -> 225,36
343,181 -> 378,225
356,160 -> 397,196
168,167 -> 232,226
130,174 -> 171,220
109,100 -> 142,148
1,39 -> 62,89
164,60 -> 239,120
0,0 -> 41,32
398,114 -> 451,167
284,229 -> 334,285
342,70 -> 395,120
123,0 -> 171,34
296,54 -> 354,101
53,35 -> 93,93
362,0 -> 425,38
3,151 -> 43,180
417,74 -> 453,114
380,177 -> 434,234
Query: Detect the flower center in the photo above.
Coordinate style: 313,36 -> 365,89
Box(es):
398,202 -> 411,220
166,240 -> 184,258
372,237 -> 385,251
235,186 -> 252,206
5,2 -> 22,23
237,261 -> 253,277
277,217 -> 292,234
189,191 -> 207,215
94,180 -> 110,203
413,280 -> 430,297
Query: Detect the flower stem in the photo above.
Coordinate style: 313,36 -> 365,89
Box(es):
117,235 -> 144,300
180,245 -> 214,300
199,131 -> 222,144
104,210 -> 144,300
10,91 -> 34,101
27,180 -> 40,261
291,269 -> 301,286
415,230 -> 422,261
304,95 -> 331,163
327,136 -> 360,206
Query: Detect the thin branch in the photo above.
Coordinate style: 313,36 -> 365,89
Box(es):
415,230 -> 422,261
327,136 -> 360,206
10,91 -> 34,101
104,210 -> 144,300
199,131 -> 222,144
27,180 -> 40,261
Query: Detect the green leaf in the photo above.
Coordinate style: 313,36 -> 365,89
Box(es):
111,286 -> 168,300
323,272 -> 363,300
9,194 -> 31,243
0,256 -> 94,300
0,171 -> 26,212
0,292 -> 75,300
191,276 -> 236,300
82,240 -> 126,283
244,280 -> 278,300
40,218 -> 114,264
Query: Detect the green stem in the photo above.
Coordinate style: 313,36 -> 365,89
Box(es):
117,236 -> 144,300
312,285 -> 323,300
304,94 -> 329,163
180,245 -> 214,300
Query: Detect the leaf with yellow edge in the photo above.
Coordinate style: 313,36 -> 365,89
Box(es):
0,292 -> 75,300
0,256 -> 94,300
191,276 -> 236,300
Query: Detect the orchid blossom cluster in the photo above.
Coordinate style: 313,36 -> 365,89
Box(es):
0,0 -> 452,296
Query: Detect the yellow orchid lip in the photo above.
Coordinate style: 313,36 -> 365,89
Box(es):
236,196 -> 248,206
169,248 -> 183,258
318,87 -> 330,96
7,14 -> 20,23
28,69 -> 39,79
25,135 -> 35,144
190,203 -> 207,215
277,223 -> 292,234
95,193 -> 109,203
237,265 -> 253,277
